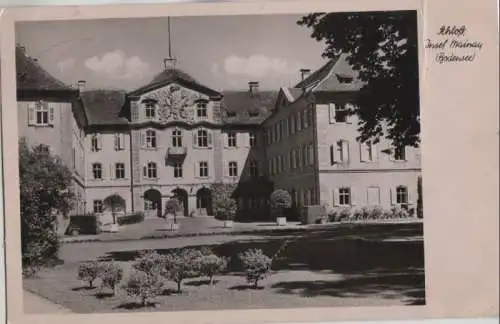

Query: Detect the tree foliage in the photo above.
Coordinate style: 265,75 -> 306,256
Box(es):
270,189 -> 292,220
298,11 -> 420,147
212,183 -> 238,221
103,194 -> 125,224
19,138 -> 74,273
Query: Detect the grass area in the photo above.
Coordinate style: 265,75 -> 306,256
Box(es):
24,223 -> 426,313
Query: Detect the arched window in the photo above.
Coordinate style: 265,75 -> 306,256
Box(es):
145,130 -> 157,148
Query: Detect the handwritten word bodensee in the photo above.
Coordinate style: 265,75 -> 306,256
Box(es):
425,25 -> 484,64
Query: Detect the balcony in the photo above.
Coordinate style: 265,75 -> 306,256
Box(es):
167,146 -> 187,159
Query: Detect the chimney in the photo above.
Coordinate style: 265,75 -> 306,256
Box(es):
248,81 -> 259,95
77,80 -> 86,94
300,68 -> 311,81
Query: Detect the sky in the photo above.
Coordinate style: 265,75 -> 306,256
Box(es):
15,14 -> 329,91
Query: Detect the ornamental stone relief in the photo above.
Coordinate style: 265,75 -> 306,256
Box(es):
144,84 -> 203,123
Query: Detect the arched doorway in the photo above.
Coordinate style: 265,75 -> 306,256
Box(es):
196,187 -> 213,216
171,188 -> 188,216
144,189 -> 162,218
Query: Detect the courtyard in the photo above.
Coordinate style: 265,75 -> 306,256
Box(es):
24,222 -> 425,313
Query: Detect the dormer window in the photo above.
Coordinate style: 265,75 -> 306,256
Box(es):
143,99 -> 157,119
248,110 -> 259,118
226,111 -> 237,118
336,73 -> 354,83
196,100 -> 208,118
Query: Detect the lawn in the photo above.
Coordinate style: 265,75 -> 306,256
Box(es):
24,223 -> 426,313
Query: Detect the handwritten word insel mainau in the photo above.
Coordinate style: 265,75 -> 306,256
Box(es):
426,25 -> 484,64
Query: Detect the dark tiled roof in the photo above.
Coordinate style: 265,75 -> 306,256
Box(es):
221,90 -> 278,125
16,45 -> 72,91
80,90 -> 129,125
295,53 -> 364,92
129,68 -> 221,98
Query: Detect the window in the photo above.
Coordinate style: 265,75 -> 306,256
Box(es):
172,129 -> 183,147
308,144 -> 314,165
144,199 -> 158,211
268,160 -> 272,175
396,186 -> 408,206
290,115 -> 296,134
114,133 -> 125,151
284,118 -> 289,137
227,132 -> 237,147
249,160 -> 258,178
93,200 -> 103,213
72,148 -> 76,168
91,135 -> 101,152
249,132 -> 257,147
297,111 -> 302,131
330,140 -> 349,164
199,161 -> 209,177
291,150 -> 297,169
115,163 -> 125,179
173,162 -> 183,178
303,109 -> 309,128
228,161 -> 238,177
145,130 -> 157,148
196,101 -> 208,118
196,129 -> 210,148
92,163 -> 102,179
360,141 -> 376,162
278,121 -> 283,140
276,155 -> 282,173
145,101 -> 156,119
393,145 -> 406,161
338,187 -> 351,206
146,162 -> 157,179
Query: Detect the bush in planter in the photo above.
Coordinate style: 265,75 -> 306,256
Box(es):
390,206 -> 410,219
99,262 -> 124,296
122,270 -> 164,307
132,250 -> 165,277
238,248 -> 272,288
77,260 -> 102,289
199,248 -> 229,285
354,206 -> 384,221
270,189 -> 292,220
163,248 -> 203,292
328,207 -> 352,222
103,194 -> 126,225
117,212 -> 145,226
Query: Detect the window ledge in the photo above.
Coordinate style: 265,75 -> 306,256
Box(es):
29,124 -> 54,128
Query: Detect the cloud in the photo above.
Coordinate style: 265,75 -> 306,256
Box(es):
84,50 -> 150,80
223,55 -> 302,79
57,58 -> 76,73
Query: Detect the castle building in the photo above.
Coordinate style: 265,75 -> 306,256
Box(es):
16,44 -> 421,227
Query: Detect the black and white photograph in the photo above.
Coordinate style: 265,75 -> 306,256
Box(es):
13,8 -> 425,314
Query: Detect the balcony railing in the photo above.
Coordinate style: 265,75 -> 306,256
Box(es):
167,146 -> 187,158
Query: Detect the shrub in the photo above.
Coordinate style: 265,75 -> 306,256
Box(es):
328,207 -> 352,222
99,262 -> 124,295
163,249 -> 203,292
132,250 -> 165,277
165,198 -> 182,215
122,270 -> 164,307
270,189 -> 292,220
238,248 -> 272,288
20,139 -> 74,274
354,206 -> 384,220
117,212 -> 145,226
77,261 -> 102,289
212,183 -> 238,221
390,206 -> 410,219
199,248 -> 228,285
66,214 -> 101,235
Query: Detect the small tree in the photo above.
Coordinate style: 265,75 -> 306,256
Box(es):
165,197 -> 182,224
199,248 -> 228,285
77,261 -> 102,289
19,139 -> 74,274
238,249 -> 272,288
212,183 -> 238,221
99,262 -> 124,296
103,194 -> 126,225
270,189 -> 292,220
132,250 -> 165,277
122,271 -> 164,307
163,249 -> 203,292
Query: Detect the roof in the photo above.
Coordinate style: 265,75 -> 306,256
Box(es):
295,53 -> 364,92
221,90 -> 278,125
16,45 -> 73,91
129,68 -> 221,98
80,90 -> 129,125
